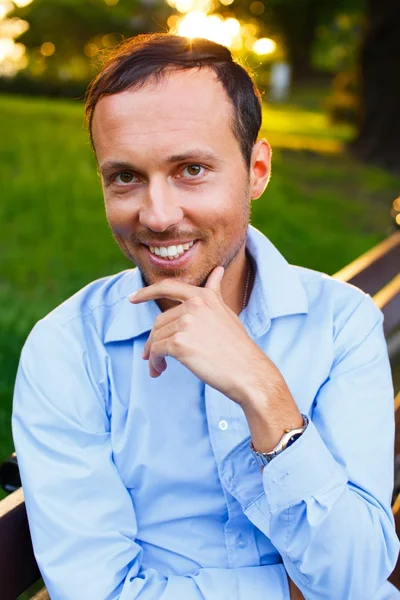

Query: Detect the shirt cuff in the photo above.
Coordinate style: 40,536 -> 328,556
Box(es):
219,418 -> 348,513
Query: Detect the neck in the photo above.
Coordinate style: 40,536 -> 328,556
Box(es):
219,245 -> 254,315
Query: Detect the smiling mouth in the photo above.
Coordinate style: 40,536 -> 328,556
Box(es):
146,240 -> 195,260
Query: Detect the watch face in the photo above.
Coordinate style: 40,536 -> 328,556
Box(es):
286,432 -> 302,449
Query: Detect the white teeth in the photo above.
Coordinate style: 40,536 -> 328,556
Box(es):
149,241 -> 196,259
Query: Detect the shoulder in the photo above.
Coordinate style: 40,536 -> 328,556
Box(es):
23,268 -> 137,352
291,264 -> 383,338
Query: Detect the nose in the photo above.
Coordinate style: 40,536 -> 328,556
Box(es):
139,178 -> 184,232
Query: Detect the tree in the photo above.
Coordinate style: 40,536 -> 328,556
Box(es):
349,0 -> 400,172
233,0 -> 364,80
11,0 -> 168,83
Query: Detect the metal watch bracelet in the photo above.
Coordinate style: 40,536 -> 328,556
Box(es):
249,414 -> 309,467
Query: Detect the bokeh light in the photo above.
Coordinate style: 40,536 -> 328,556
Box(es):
176,12 -> 245,48
84,43 -> 99,58
0,2 -> 11,20
167,0 -> 276,57
13,0 -> 33,6
167,0 -> 213,14
40,42 -> 55,57
0,5 -> 30,76
250,1 -> 265,16
101,33 -> 119,47
253,37 -> 276,55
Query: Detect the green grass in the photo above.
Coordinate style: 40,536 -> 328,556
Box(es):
1,91 -> 399,500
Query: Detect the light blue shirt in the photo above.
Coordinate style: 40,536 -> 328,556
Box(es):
12,225 -> 400,600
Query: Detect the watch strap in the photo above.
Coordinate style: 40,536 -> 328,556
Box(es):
250,414 -> 309,467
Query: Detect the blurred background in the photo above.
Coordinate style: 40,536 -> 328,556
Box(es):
1,0 -> 400,505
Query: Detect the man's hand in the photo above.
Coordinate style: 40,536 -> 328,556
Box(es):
129,266 -> 303,444
130,267 -> 268,405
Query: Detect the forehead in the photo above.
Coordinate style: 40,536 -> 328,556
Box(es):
91,68 -> 239,161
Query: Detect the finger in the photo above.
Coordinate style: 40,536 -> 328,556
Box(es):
143,303 -> 192,358
143,311 -> 197,359
148,338 -> 176,376
204,266 -> 224,293
143,320 -> 176,360
128,279 -> 203,305
149,357 -> 167,378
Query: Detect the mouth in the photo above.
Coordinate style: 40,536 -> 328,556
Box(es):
143,240 -> 199,268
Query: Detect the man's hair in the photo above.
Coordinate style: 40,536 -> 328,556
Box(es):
84,33 -> 262,167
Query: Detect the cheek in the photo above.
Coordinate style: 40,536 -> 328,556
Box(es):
104,198 -> 136,236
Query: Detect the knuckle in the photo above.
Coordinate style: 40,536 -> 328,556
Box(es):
154,314 -> 163,327
188,296 -> 204,309
151,339 -> 163,356
179,314 -> 193,329
171,331 -> 185,350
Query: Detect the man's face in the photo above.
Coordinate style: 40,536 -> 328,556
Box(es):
92,68 -> 253,288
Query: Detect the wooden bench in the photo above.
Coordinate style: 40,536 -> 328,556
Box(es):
1,231 -> 399,599
334,230 -> 400,588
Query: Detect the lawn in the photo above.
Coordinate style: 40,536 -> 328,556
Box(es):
1,90 -> 399,501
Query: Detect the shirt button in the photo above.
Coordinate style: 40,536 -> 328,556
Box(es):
218,420 -> 228,431
236,536 -> 247,549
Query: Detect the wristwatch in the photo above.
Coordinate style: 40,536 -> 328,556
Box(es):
249,414 -> 309,468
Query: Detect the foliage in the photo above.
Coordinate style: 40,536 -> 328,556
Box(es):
234,0 -> 365,77
10,0 -> 169,83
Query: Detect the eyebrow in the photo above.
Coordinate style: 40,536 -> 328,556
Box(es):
99,150 -> 221,176
166,150 -> 220,164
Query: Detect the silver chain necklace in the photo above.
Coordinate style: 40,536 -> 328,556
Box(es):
242,258 -> 252,310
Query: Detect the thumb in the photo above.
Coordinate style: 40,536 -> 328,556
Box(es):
205,266 -> 224,292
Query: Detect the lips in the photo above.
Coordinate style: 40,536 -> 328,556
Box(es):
149,240 -> 194,260
144,240 -> 198,268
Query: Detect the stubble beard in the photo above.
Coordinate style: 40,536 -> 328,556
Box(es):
111,190 -> 251,289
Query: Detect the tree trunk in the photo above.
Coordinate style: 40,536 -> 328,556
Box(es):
350,0 -> 400,172
272,0 -> 321,80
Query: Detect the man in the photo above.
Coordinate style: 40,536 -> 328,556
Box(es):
12,34 -> 399,599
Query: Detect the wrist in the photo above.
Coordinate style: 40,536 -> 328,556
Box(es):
250,414 -> 309,467
241,388 -> 303,451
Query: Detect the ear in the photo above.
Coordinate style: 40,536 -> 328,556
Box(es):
249,139 -> 271,200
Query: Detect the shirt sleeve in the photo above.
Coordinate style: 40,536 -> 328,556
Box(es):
219,294 -> 400,599
11,317 -> 290,600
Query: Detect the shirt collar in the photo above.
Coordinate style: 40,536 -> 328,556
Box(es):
243,225 -> 308,337
104,224 -> 308,344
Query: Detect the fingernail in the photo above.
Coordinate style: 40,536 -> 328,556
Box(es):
128,292 -> 137,302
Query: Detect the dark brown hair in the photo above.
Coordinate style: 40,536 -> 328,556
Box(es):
84,33 -> 262,167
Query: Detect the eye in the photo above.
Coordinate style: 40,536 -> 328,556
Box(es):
181,164 -> 205,178
113,172 -> 138,185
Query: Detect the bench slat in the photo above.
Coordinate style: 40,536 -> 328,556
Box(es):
334,231 -> 400,296
31,588 -> 50,600
376,288 -> 400,339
